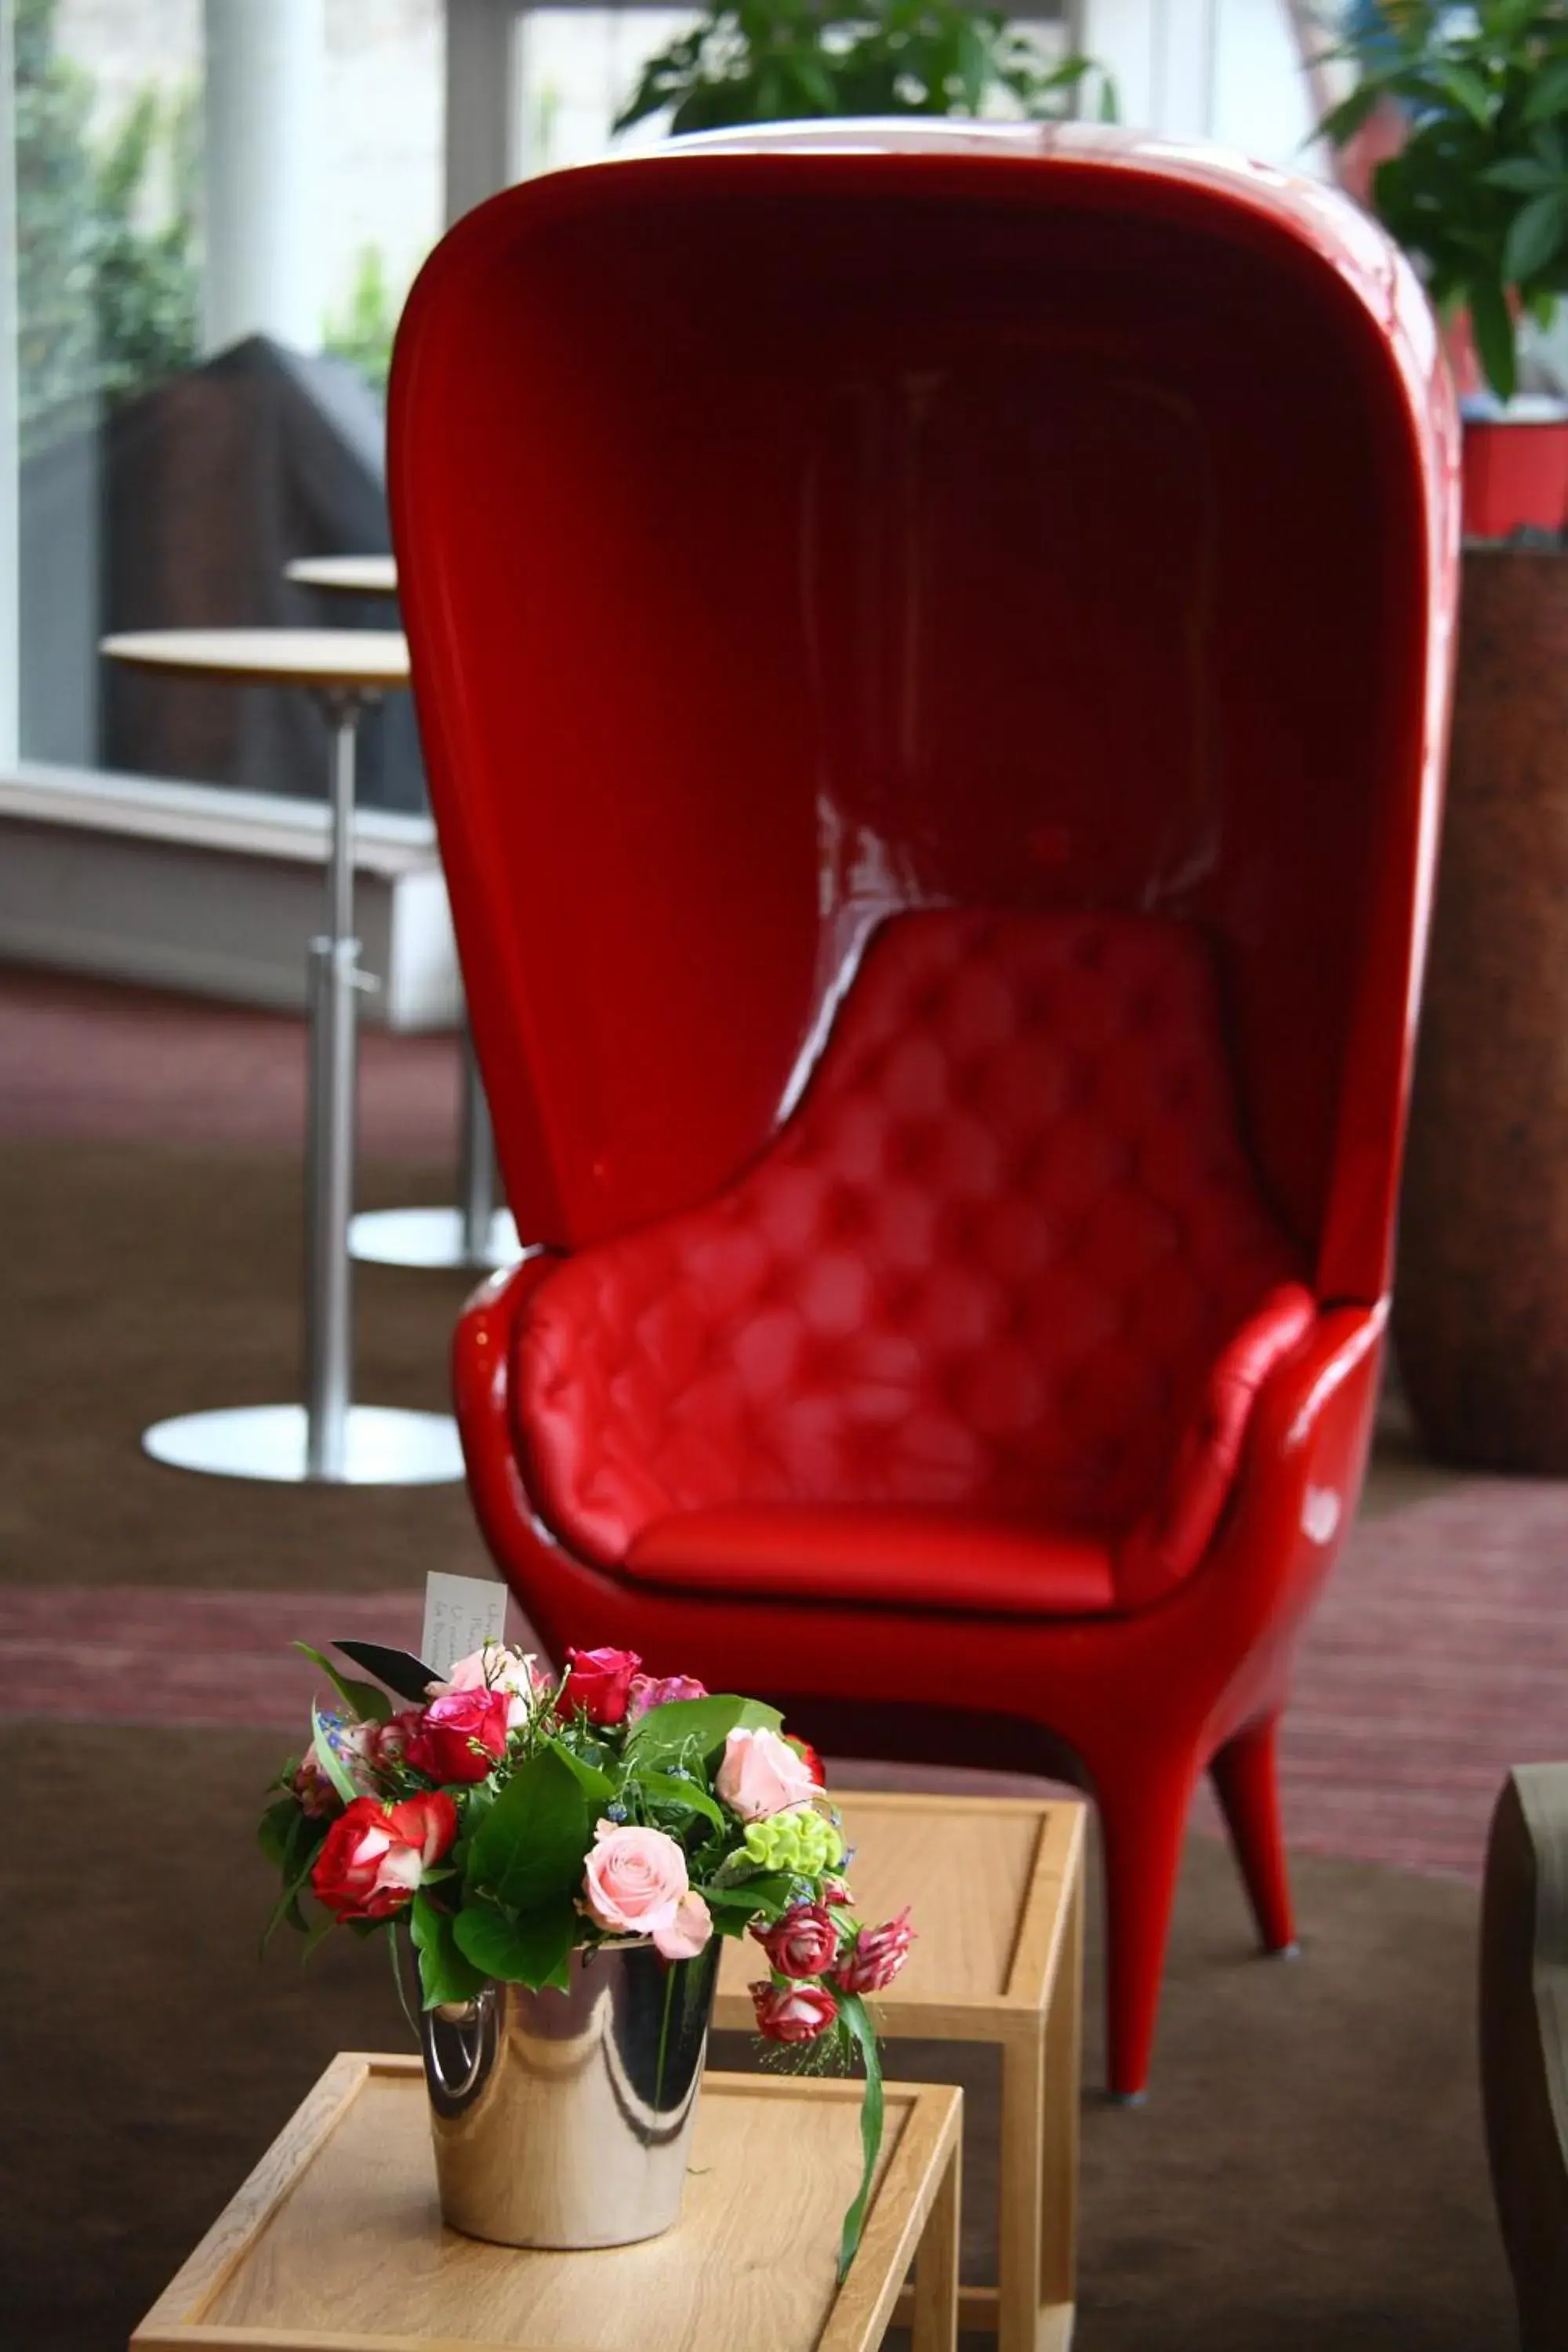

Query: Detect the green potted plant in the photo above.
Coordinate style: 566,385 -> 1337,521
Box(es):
1319,0 -> 1568,537
615,0 -> 1115,138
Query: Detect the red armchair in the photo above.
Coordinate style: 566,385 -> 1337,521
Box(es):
390,125 -> 1460,2096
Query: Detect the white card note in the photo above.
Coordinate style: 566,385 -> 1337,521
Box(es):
421,1571 -> 511,1681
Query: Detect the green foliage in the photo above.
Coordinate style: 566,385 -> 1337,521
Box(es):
834,1989 -> 883,2278
467,1747 -> 593,1915
622,1691 -> 782,1768
15,0 -> 200,453
614,0 -> 1116,137
323,245 -> 401,397
1319,0 -> 1568,401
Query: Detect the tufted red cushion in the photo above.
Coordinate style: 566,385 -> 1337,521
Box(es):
516,909 -> 1312,1610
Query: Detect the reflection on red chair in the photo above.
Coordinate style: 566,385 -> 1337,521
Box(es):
392,125 -> 1460,2095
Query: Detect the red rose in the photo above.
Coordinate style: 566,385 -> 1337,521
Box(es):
310,1792 -> 457,1922
751,1979 -> 838,2043
785,1733 -> 826,1786
752,1900 -> 840,1980
563,1646 -> 641,1726
405,1687 -> 511,1784
834,1907 -> 915,1995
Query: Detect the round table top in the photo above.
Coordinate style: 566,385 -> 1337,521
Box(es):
285,554 -> 399,597
100,628 -> 410,691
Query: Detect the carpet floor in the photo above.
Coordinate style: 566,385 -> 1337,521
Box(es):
2,1723 -> 1513,2352
0,990 -> 1537,2350
8,1140 -> 1567,1888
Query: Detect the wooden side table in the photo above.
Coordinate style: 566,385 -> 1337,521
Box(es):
719,1791 -> 1086,2352
132,2053 -> 963,2352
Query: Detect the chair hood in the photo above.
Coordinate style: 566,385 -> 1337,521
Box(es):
391,122 -> 1460,1299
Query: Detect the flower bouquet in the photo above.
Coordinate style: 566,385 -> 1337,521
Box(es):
261,1635 -> 912,2265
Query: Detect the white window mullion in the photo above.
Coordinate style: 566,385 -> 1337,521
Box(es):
0,0 -> 19,771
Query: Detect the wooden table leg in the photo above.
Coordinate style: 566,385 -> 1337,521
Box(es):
1000,2023 -> 1046,2352
1039,1856 -> 1083,2347
911,2133 -> 962,2352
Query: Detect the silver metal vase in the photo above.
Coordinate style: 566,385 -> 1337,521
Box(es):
419,1938 -> 720,2248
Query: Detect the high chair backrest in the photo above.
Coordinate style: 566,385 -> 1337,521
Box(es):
390,125 -> 1459,1303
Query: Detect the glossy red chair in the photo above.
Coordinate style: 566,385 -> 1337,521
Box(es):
390,125 -> 1460,2096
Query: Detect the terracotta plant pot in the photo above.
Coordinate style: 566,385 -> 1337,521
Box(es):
1462,405 -> 1568,541
1395,546 -> 1568,1468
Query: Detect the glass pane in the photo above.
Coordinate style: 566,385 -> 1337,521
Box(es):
13,0 -> 443,808
515,6 -> 1079,175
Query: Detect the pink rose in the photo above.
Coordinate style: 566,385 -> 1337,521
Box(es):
563,1646 -> 641,1726
368,1708 -> 424,1771
405,1687 -> 512,1784
289,1748 -> 343,1818
310,1792 -> 458,1922
626,1671 -> 708,1722
835,1907 -> 916,1994
582,1820 -> 713,1961
426,1642 -> 539,1731
716,1726 -> 820,1821
751,1980 -> 838,2043
752,1901 -> 840,1979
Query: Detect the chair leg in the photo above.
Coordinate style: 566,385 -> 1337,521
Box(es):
1098,1755 -> 1196,2100
1209,1714 -> 1297,1954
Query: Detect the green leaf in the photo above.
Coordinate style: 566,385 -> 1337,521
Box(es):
700,1871 -> 800,1927
1504,189 -> 1568,284
467,1746 -> 591,1913
311,1699 -> 363,1808
1432,63 -> 1495,126
1317,80 -> 1386,148
299,1907 -> 337,1965
836,1990 -> 884,2282
258,1795 -> 303,1870
1469,274 -> 1518,400
1480,158 -> 1558,194
1525,56 -> 1568,126
410,1889 -> 489,2008
638,1770 -> 728,1836
261,1835 -> 321,1954
454,1894 -> 579,1991
546,1737 -> 615,1806
623,1694 -> 783,1770
296,1642 -> 393,1723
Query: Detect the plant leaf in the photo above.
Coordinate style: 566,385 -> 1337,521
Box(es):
410,1889 -> 489,2008
311,1698 -> 363,1808
468,1747 -> 591,1913
454,1894 -> 579,1991
1317,79 -> 1386,147
638,1769 -> 728,1836
836,1989 -> 884,2281
296,1642 -> 393,1723
1469,274 -> 1518,400
334,1640 -> 441,1704
1432,62 -> 1494,126
546,1737 -> 616,1806
623,1693 -> 783,1769
1524,55 -> 1568,126
1504,189 -> 1568,285
1480,158 -> 1557,194
258,1794 -> 303,1870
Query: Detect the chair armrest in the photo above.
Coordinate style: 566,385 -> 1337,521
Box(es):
1482,1766 -> 1568,2352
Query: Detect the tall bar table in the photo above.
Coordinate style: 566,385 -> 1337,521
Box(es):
286,554 -> 518,1272
99,627 -> 465,1486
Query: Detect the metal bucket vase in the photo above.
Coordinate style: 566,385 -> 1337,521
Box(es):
419,1939 -> 720,2248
